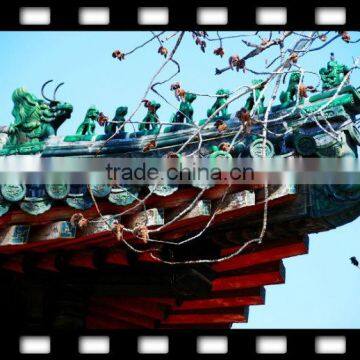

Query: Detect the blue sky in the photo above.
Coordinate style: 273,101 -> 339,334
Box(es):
0,31 -> 359,327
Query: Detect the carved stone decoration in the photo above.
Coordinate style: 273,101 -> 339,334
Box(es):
0,86 -> 73,156
206,89 -> 230,119
80,215 -> 117,236
348,123 -> 360,146
209,150 -> 232,159
35,221 -> 76,242
125,208 -> 164,229
0,225 -> 30,246
319,58 -> 350,90
249,138 -> 275,158
76,106 -> 100,136
325,184 -> 360,203
314,132 -> 338,148
0,184 -> 26,202
316,142 -> 344,158
108,186 -> 139,206
215,190 -> 256,214
165,200 -> 211,223
315,96 -> 351,114
234,141 -> 247,157
20,197 -> 52,215
294,133 -> 317,156
316,132 -> 353,158
0,193 -> 10,216
309,184 -> 360,225
193,184 -> 213,190
66,194 -> 93,210
45,184 -> 70,200
0,133 -> 7,149
148,184 -> 178,197
280,72 -> 301,108
268,185 -> 297,200
90,184 -> 111,198
105,106 -> 128,136
139,100 -> 161,134
0,202 -> 10,216
169,92 -> 197,131
244,79 -> 266,113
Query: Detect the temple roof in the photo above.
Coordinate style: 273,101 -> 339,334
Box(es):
0,65 -> 360,329
1,84 -> 360,157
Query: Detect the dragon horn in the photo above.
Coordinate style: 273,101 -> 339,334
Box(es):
53,82 -> 65,101
41,80 -> 54,102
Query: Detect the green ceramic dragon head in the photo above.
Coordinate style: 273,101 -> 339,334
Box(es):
1,84 -> 73,154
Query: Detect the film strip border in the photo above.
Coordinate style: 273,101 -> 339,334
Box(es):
1,330 -> 358,357
0,1 -> 358,30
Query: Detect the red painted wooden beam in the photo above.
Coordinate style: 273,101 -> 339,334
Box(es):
212,261 -> 285,292
136,297 -> 177,306
1,255 -> 23,273
159,323 -> 232,329
89,304 -> 156,328
35,253 -> 59,272
105,249 -> 130,266
67,251 -> 96,270
90,297 -> 166,320
136,252 -> 162,263
86,316 -> 135,329
172,288 -> 265,311
213,236 -> 309,272
161,307 -> 248,325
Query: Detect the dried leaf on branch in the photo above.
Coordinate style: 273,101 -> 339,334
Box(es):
237,108 -> 253,134
320,34 -> 327,42
339,31 -> 351,43
215,120 -> 228,132
228,55 -> 246,72
70,213 -> 89,230
112,50 -> 125,61
112,221 -> 125,241
143,140 -> 157,152
170,82 -> 186,101
158,46 -> 168,58
133,225 -> 149,244
214,47 -> 225,57
97,112 -> 109,126
289,53 -> 299,64
219,142 -> 231,152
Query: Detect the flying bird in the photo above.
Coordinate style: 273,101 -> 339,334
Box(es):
350,256 -> 359,267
